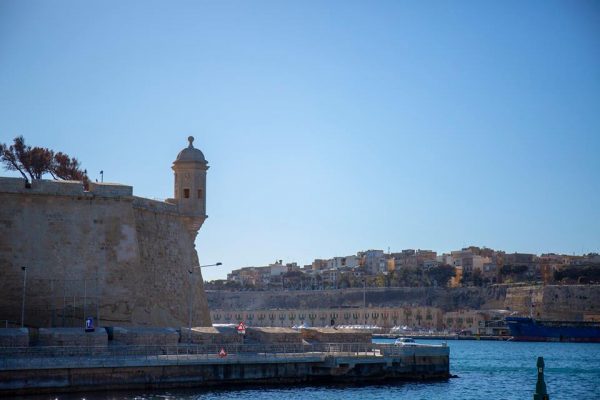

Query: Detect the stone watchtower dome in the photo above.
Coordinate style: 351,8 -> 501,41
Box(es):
172,136 -> 208,236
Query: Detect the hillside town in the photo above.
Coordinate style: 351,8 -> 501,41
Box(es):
205,248 -> 600,337
207,247 -> 600,291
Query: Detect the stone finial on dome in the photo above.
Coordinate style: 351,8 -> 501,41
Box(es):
175,136 -> 206,163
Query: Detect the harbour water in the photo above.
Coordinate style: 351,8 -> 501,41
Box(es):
19,340 -> 600,400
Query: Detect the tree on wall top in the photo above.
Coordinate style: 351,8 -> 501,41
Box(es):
0,136 -> 88,184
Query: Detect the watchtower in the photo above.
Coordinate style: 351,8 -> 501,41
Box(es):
172,136 -> 208,236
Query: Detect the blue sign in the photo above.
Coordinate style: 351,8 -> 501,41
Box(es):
85,317 -> 95,332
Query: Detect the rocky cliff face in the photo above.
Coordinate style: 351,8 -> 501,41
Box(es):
0,177 -> 211,328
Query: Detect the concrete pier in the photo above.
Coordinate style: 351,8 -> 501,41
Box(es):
0,342 -> 449,396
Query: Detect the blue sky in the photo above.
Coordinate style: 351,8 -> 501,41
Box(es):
1,1 -> 599,280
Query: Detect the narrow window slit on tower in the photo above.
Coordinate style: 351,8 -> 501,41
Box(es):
184,188 -> 190,198
197,189 -> 202,199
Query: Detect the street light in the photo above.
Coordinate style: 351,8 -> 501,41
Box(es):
187,262 -> 222,343
362,277 -> 367,326
21,267 -> 27,328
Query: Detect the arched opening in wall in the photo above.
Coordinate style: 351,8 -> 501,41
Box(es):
184,188 -> 190,198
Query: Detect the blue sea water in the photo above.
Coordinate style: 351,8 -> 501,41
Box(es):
26,340 -> 600,400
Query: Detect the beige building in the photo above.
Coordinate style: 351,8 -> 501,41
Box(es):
211,306 -> 503,335
451,250 -> 490,274
443,310 -> 486,334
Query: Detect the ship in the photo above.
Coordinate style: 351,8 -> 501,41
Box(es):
505,316 -> 600,342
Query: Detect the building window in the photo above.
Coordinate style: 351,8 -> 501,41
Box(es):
184,188 -> 190,198
197,189 -> 203,199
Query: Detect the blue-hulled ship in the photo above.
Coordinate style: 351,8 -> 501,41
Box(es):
506,316 -> 600,342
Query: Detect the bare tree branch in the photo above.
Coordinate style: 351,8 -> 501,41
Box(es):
1,136 -> 88,186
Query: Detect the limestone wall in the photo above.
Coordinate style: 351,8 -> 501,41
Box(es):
37,328 -> 108,347
207,286 -> 489,312
181,326 -> 243,345
131,204 -> 210,327
0,177 -> 211,328
0,328 -> 29,347
300,328 -> 371,344
504,285 -> 600,320
503,286 -> 544,316
111,327 -> 179,346
208,285 -> 600,327
245,327 -> 302,344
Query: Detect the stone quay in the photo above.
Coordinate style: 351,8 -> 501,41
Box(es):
0,327 -> 450,396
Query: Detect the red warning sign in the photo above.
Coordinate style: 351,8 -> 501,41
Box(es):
218,347 -> 227,358
236,321 -> 246,334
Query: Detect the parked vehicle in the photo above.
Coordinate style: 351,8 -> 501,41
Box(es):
394,337 -> 418,346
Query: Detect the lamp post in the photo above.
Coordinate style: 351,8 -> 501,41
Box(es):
187,262 -> 222,343
362,277 -> 367,326
21,267 -> 27,328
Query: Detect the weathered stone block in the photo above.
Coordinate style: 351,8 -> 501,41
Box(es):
31,179 -> 85,196
0,177 -> 27,193
180,325 -> 243,345
111,327 -> 179,346
37,328 -> 107,347
0,328 -> 29,347
89,182 -> 133,197
300,327 -> 372,344
245,327 -> 302,344
132,197 -> 178,213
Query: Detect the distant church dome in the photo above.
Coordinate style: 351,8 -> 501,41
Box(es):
175,136 -> 206,163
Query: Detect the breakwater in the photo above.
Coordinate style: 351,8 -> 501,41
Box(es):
9,341 -> 599,400
0,342 -> 449,396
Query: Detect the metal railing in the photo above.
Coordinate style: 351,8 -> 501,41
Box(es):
0,320 -> 18,329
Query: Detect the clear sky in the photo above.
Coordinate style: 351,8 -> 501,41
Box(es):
1,1 -> 599,280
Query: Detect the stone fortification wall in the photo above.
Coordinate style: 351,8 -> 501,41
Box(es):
131,203 -> 210,327
208,285 -> 599,322
540,285 -> 600,320
0,177 -> 211,328
502,286 -> 544,316
504,285 -> 600,320
207,286 -> 490,312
